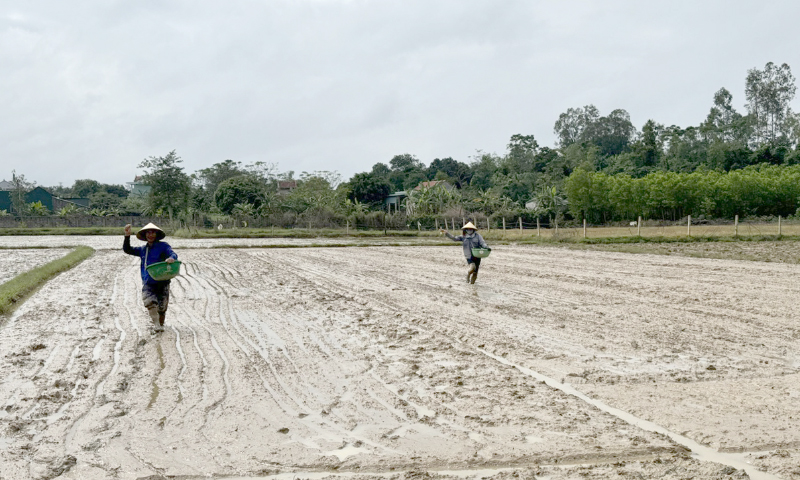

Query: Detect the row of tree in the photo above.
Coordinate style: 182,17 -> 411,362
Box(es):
5,62 -> 798,226
564,164 -> 800,223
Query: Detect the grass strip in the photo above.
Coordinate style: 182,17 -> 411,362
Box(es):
0,227 -> 122,236
0,246 -> 95,316
514,234 -> 800,245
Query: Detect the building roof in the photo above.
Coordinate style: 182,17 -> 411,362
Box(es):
0,180 -> 14,190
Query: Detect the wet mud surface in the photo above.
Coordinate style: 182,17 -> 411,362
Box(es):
0,248 -> 71,284
1,242 -> 799,479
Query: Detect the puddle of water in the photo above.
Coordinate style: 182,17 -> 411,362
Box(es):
435,360 -> 460,367
478,348 -> 782,480
321,444 -> 368,461
225,466 -> 533,480
147,343 -> 165,409
147,383 -> 160,410
92,338 -> 105,361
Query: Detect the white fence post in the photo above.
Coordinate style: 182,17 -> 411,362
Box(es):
734,214 -> 738,237
779,215 -> 782,236
638,216 -> 642,236
583,218 -> 586,238
687,215 -> 691,236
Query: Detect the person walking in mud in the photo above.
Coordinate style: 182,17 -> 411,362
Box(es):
123,223 -> 178,333
441,221 -> 489,284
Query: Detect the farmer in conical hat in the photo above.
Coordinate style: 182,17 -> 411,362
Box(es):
123,223 -> 178,333
440,221 -> 489,284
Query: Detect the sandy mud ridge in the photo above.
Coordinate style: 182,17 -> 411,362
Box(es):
0,244 -> 798,479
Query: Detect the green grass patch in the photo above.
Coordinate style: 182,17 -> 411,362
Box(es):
0,246 -> 95,316
171,227 -> 429,239
207,241 -> 456,249
514,233 -> 800,245
0,227 -> 122,236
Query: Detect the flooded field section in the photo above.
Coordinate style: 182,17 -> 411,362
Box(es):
0,248 -> 71,284
1,244 -> 799,479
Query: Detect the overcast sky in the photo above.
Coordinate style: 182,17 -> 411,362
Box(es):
2,0 -> 799,188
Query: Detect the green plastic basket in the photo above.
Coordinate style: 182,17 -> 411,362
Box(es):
471,247 -> 491,258
146,261 -> 182,281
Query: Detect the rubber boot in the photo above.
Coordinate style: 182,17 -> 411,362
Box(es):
467,263 -> 476,283
470,271 -> 478,284
147,307 -> 163,333
158,312 -> 166,329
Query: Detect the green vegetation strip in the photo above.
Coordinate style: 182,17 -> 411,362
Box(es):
0,227 -> 121,236
0,246 -> 95,315
515,234 -> 799,245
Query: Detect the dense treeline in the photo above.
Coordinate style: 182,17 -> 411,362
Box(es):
5,62 -> 800,226
565,165 -> 800,223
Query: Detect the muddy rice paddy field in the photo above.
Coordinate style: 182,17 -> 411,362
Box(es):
1,237 -> 799,480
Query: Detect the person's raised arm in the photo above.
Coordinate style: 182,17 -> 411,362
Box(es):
123,224 -> 138,256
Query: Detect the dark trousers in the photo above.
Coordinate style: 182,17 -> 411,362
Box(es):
467,257 -> 482,272
142,282 -> 170,327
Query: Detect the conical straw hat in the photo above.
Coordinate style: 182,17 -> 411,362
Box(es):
461,221 -> 477,230
136,223 -> 166,241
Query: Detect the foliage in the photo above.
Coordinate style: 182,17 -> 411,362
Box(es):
348,172 -> 392,208
745,62 -> 797,147
214,175 -> 267,215
8,171 -> 35,215
71,179 -> 127,198
26,201 -> 50,216
564,164 -> 800,222
90,191 -> 123,210
57,205 -> 80,217
138,150 -> 192,220
405,183 -> 461,217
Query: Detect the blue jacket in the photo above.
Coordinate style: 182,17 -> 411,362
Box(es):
445,231 -> 488,259
123,236 -> 178,285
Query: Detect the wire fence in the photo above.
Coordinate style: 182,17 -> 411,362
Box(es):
2,213 -> 798,239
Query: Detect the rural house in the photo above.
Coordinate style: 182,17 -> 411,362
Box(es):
384,191 -> 407,213
278,180 -> 297,195
0,186 -> 89,213
126,176 -> 151,198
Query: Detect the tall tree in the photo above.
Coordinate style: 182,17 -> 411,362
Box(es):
138,150 -> 192,221
553,105 -> 600,148
9,171 -> 34,215
195,160 -> 246,196
427,157 -> 472,187
745,62 -> 797,146
214,175 -> 267,214
71,179 -> 101,198
348,172 -> 392,208
502,134 -> 539,174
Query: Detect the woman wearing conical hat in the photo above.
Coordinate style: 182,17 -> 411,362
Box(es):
440,221 -> 489,284
122,223 -> 178,333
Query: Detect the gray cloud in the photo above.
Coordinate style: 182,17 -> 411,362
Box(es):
2,0 -> 799,186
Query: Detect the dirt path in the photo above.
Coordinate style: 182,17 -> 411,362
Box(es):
1,244 -> 798,479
